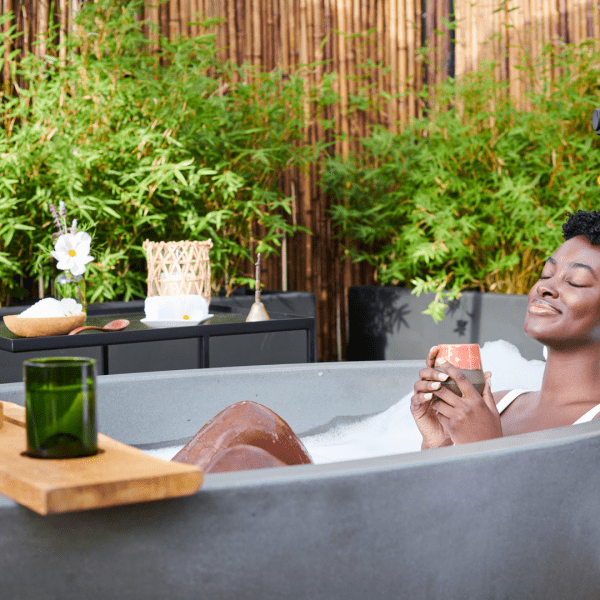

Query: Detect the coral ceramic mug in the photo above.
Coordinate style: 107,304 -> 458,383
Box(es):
434,343 -> 485,397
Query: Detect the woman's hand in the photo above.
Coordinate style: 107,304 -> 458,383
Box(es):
431,359 -> 502,445
410,346 -> 453,449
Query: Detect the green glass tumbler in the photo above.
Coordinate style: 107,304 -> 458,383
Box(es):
23,357 -> 97,459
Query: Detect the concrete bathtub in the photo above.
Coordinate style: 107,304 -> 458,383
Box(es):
1,361 -> 600,600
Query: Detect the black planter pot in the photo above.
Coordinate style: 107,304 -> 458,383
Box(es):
347,286 -> 542,362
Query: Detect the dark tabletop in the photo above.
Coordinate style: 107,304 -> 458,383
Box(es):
0,310 -> 315,353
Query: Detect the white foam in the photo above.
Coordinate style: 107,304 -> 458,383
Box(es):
143,446 -> 182,461
302,339 -> 546,464
140,340 -> 547,465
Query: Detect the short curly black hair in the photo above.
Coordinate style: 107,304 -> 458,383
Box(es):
562,210 -> 600,245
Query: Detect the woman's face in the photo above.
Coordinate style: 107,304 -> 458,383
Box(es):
524,235 -> 600,347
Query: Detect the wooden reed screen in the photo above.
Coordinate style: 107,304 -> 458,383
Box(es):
1,0 -> 599,361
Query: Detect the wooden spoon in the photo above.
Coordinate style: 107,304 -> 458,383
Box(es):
68,319 -> 130,335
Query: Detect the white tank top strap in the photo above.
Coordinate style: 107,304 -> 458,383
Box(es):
496,389 -> 529,414
573,403 -> 600,424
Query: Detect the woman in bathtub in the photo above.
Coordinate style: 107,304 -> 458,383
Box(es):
411,208 -> 600,448
174,208 -> 600,471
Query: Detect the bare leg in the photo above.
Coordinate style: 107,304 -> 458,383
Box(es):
171,401 -> 312,473
205,444 -> 287,474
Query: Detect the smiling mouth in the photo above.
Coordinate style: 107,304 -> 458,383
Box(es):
529,300 -> 561,315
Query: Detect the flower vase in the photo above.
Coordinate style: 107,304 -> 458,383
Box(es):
54,272 -> 87,316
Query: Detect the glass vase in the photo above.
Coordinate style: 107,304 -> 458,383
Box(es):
23,357 -> 97,459
54,271 -> 87,315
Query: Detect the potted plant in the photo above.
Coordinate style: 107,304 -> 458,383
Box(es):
324,43 -> 600,360
0,1 -> 313,312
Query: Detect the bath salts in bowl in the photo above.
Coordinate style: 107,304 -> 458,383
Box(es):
3,314 -> 86,338
3,298 -> 85,337
19,298 -> 83,318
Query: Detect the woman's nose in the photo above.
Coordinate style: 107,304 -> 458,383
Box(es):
537,278 -> 559,297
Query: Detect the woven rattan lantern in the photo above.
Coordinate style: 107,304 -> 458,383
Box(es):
143,240 -> 213,306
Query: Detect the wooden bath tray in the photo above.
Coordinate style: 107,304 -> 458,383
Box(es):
0,402 -> 203,515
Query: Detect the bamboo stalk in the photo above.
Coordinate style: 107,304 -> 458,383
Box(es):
581,0 -> 587,41
254,0 -> 262,66
435,0 -> 443,87
288,0 -> 297,69
354,0 -> 361,137
218,0 -> 228,63
58,0 -> 66,64
543,0 -> 556,85
270,0 -> 276,69
366,0 -> 375,131
159,0 -> 169,43
507,0 -> 518,102
180,0 -> 189,38
466,0 -> 474,75
586,0 -> 593,39
566,0 -> 575,44
406,0 -> 416,118
242,0 -> 250,66
299,0 -> 311,287
537,0 -> 545,93
330,0 -> 341,158
21,4 -> 29,56
440,0 -> 449,82
225,0 -> 236,65
336,0 -> 349,159
2,0 -> 13,92
278,0 -> 289,70
375,0 -> 383,116
383,0 -> 392,127
145,0 -> 159,55
457,0 -> 466,78
37,0 -> 49,58
514,0 -> 525,109
189,0 -> 198,38
495,0 -> 503,85
169,0 -> 179,40
415,0 -> 423,118
575,0 -> 582,42
262,0 -> 269,68
314,0 -> 324,103
356,0 -> 363,138
500,0 -> 508,85
389,0 -> 399,130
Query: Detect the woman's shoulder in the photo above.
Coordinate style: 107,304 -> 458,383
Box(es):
493,390 -> 512,403
492,389 -> 532,406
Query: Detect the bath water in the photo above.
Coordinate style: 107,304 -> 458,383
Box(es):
142,340 -> 546,464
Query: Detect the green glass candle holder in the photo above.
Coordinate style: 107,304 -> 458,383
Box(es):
23,357 -> 97,459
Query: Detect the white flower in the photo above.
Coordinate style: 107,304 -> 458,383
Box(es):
51,232 -> 94,276
59,298 -> 83,316
144,294 -> 209,321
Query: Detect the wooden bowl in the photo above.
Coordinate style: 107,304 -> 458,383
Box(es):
2,314 -> 86,338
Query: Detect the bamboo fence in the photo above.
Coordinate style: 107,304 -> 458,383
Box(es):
1,0 -> 599,361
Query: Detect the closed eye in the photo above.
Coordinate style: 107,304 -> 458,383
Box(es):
539,276 -> 585,287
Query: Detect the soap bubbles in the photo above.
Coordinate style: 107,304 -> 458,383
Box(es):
303,340 -> 547,464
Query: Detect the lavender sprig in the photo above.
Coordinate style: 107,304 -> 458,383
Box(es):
70,219 -> 78,235
49,203 -> 65,236
59,200 -> 68,233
